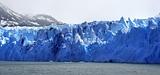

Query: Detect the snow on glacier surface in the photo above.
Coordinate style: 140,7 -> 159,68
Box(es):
0,17 -> 160,63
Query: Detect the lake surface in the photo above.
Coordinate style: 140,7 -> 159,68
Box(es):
0,62 -> 159,75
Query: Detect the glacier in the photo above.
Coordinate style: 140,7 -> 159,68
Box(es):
0,17 -> 160,64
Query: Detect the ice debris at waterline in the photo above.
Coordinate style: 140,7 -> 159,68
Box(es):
0,17 -> 160,64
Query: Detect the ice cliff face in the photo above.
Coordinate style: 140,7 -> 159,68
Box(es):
0,17 -> 160,63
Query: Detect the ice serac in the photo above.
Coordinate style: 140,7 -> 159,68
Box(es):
0,17 -> 160,63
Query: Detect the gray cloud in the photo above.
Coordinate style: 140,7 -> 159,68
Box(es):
0,0 -> 159,24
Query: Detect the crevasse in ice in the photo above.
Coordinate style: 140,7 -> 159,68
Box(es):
0,17 -> 160,63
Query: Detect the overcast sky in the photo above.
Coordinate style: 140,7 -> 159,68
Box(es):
0,0 -> 159,24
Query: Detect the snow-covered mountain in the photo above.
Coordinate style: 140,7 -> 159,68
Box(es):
32,14 -> 62,26
0,3 -> 62,27
0,3 -> 23,26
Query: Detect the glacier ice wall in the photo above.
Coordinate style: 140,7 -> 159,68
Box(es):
0,17 -> 160,63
